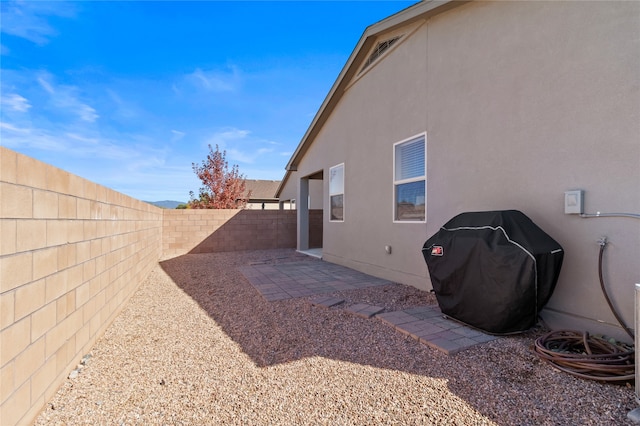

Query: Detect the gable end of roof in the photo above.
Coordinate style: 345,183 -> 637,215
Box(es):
276,1 -> 465,198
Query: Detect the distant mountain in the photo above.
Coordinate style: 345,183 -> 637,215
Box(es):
145,200 -> 186,209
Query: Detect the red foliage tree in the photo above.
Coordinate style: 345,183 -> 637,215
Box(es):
188,144 -> 251,209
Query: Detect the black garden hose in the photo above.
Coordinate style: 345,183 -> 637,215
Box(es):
598,239 -> 634,340
533,240 -> 635,382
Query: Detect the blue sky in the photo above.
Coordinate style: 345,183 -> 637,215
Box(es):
1,0 -> 417,201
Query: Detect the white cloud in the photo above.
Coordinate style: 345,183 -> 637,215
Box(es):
1,119 -> 193,201
1,93 -> 32,112
106,89 -> 140,120
1,122 -> 68,151
2,118 -> 144,161
66,132 -> 99,144
37,73 -> 99,123
205,128 -> 251,149
184,66 -> 240,92
0,121 -> 31,133
227,147 -> 275,164
236,165 -> 287,181
171,130 -> 186,141
37,76 -> 55,94
103,164 -> 200,202
78,104 -> 99,122
125,156 -> 166,173
202,128 -> 279,165
0,1 -> 76,45
218,128 -> 250,140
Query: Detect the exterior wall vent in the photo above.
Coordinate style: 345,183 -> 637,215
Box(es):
360,36 -> 401,74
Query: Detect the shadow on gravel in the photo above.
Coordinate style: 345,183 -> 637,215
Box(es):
159,249 -> 637,425
160,250 -> 437,371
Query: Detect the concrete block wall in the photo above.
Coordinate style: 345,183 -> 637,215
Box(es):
163,209 -> 296,258
0,147 -> 163,426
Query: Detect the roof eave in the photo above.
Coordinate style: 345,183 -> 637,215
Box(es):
283,0 -> 465,175
274,171 -> 289,198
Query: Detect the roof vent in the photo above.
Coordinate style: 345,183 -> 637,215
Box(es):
360,36 -> 401,74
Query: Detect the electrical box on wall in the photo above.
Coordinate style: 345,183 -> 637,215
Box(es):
564,190 -> 584,214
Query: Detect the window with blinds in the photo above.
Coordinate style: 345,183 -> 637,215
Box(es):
329,163 -> 344,221
393,134 -> 426,222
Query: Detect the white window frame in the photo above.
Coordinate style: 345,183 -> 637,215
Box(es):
329,163 -> 345,222
393,133 -> 426,223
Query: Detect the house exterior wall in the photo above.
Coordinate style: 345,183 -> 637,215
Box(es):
245,201 -> 281,210
309,179 -> 323,210
279,178 -> 323,210
0,147 -> 163,426
280,1 -> 640,340
425,0 -> 640,340
280,20 -> 431,287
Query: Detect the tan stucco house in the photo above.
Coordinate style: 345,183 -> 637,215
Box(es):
276,0 -> 640,340
242,179 -> 283,210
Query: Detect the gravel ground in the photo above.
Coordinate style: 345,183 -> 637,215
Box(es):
35,249 -> 637,425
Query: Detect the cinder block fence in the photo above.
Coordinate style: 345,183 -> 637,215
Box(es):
0,147 -> 297,425
163,209 -> 296,258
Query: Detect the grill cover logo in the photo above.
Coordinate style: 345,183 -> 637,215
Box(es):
431,246 -> 444,256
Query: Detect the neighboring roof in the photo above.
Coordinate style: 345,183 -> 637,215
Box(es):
244,179 -> 281,201
275,0 -> 463,197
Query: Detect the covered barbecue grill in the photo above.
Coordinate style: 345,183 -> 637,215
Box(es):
422,210 -> 564,334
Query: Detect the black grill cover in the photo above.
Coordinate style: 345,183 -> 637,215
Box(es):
422,210 -> 563,335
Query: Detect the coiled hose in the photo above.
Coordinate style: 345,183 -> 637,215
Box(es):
533,240 -> 635,382
534,330 -> 634,382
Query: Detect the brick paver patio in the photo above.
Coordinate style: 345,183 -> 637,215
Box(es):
239,260 -> 498,354
239,261 -> 392,301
